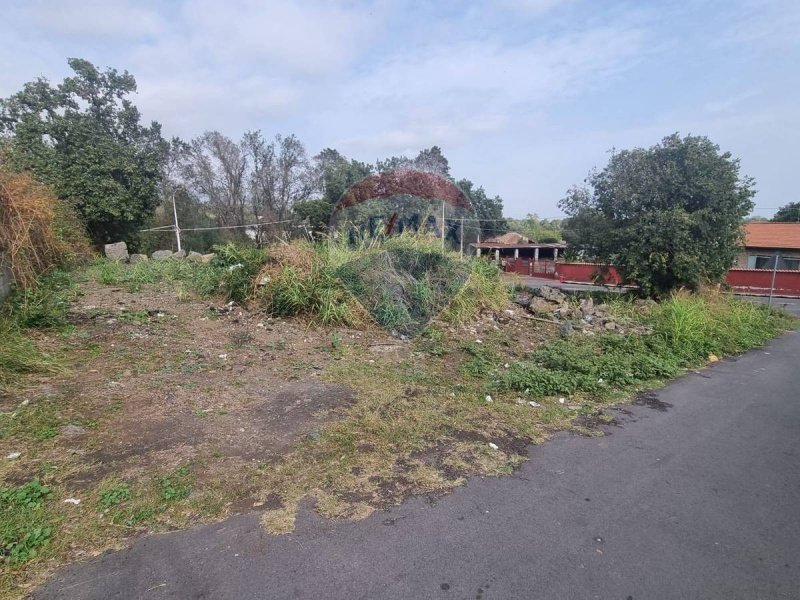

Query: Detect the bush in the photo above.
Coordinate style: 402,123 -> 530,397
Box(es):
0,166 -> 93,289
257,234 -> 509,333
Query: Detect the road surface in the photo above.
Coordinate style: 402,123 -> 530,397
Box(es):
35,331 -> 800,599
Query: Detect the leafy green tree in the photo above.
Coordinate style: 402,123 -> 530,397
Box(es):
456,179 -> 508,239
560,133 -> 755,296
772,202 -> 800,222
0,58 -> 164,244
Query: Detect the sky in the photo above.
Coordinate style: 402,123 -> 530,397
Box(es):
1,0 -> 798,219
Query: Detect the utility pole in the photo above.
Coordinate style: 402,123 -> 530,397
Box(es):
171,190 -> 182,252
768,251 -> 780,306
441,200 -> 446,250
459,217 -> 464,259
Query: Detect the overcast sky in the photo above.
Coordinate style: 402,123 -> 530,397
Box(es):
1,0 -> 797,218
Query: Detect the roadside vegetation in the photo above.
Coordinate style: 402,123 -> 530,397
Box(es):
1,238 -> 793,596
0,57 -> 796,600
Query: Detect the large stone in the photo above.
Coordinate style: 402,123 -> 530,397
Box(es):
537,285 -> 566,304
200,253 -> 216,264
129,253 -> 148,264
187,251 -> 203,262
513,292 -> 532,308
151,250 -> 173,260
104,242 -> 129,262
529,297 -> 556,315
172,250 -> 186,259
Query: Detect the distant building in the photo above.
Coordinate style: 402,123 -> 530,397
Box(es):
470,232 -> 566,261
737,223 -> 800,270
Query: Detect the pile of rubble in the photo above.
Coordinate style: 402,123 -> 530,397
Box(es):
513,285 -> 653,336
104,241 -> 215,264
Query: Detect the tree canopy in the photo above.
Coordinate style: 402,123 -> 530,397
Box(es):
560,133 -> 755,296
0,58 -> 165,244
772,202 -> 800,222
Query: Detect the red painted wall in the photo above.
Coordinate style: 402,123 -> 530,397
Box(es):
554,262 -> 622,285
725,269 -> 800,297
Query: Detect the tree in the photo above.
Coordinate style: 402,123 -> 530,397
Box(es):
182,131 -> 248,230
245,132 -> 314,242
456,179 -> 508,239
560,133 -> 755,296
772,202 -> 800,222
0,58 -> 164,244
296,148 -> 373,233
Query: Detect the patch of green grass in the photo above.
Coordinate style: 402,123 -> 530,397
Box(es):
496,291 -> 792,398
0,321 -> 62,394
98,483 -> 131,509
86,242 -> 267,303
3,270 -> 75,330
0,480 -> 55,566
117,310 -> 150,324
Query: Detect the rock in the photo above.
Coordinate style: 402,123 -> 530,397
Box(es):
104,242 -> 129,262
172,250 -> 186,259
559,322 -> 574,338
151,250 -> 173,260
129,253 -> 148,264
529,297 -> 556,315
200,253 -> 216,264
513,292 -> 533,308
579,297 -> 595,315
187,251 -> 203,262
60,424 -> 86,437
604,321 -> 617,331
537,285 -> 566,304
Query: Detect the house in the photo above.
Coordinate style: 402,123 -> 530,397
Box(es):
737,223 -> 800,270
471,232 -> 567,277
470,232 -> 565,261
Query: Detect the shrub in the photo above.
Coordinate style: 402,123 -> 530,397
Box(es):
0,166 -> 92,289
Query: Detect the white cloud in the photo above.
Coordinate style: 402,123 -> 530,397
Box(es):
333,23 -> 646,157
19,0 -> 166,38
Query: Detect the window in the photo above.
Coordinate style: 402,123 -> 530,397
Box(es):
746,254 -> 800,270
748,255 -> 776,269
780,258 -> 800,271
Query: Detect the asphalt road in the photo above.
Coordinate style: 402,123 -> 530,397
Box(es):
35,331 -> 800,600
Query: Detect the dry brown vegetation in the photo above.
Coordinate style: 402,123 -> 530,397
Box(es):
0,165 -> 92,289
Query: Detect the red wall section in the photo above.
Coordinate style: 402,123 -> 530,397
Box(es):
725,269 -> 800,297
554,263 -> 623,285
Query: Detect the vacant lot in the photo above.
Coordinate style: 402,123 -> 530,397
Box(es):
0,256 -> 793,597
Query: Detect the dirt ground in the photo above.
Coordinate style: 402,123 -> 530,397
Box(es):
3,279 -> 406,496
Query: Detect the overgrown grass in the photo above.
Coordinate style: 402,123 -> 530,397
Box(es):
496,290 -> 793,398
86,243 -> 267,303
258,234 -> 509,333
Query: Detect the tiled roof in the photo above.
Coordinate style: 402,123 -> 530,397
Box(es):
744,223 -> 800,250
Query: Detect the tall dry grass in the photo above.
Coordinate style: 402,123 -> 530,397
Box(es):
0,166 -> 92,289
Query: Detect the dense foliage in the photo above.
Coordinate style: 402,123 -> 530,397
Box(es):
0,59 -> 165,245
560,134 -> 755,296
772,202 -> 800,222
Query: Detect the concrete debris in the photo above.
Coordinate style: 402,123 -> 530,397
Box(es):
104,242 -> 129,262
513,286 -> 653,337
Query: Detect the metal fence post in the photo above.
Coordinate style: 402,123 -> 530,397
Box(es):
768,251 -> 780,306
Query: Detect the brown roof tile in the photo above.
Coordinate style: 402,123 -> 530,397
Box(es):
744,223 -> 800,250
